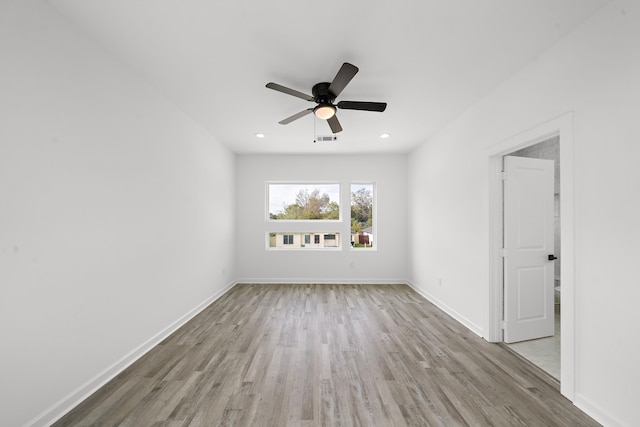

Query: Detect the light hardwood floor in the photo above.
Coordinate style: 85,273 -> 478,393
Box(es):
53,284 -> 599,426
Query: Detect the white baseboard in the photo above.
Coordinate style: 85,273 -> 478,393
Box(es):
233,277 -> 408,285
406,281 -> 485,337
29,280 -> 237,427
574,393 -> 625,427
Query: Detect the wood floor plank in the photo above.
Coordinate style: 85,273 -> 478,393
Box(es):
53,284 -> 600,426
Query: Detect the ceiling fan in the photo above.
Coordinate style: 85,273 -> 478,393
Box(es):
266,62 -> 387,134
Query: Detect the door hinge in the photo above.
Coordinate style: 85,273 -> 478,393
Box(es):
500,171 -> 508,181
500,248 -> 508,257
500,320 -> 507,330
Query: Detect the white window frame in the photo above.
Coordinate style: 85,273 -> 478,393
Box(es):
350,182 -> 377,251
263,181 -> 377,251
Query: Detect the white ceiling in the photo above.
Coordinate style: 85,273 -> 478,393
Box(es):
48,0 -> 609,155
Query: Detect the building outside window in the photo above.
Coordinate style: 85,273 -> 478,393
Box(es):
268,232 -> 341,249
265,181 -> 374,250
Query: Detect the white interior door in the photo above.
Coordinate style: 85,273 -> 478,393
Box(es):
503,155 -> 555,343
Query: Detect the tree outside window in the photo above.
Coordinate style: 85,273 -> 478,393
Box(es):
351,183 -> 374,248
268,184 -> 340,220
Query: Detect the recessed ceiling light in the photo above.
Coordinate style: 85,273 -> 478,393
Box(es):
255,133 -> 265,138
380,133 -> 390,139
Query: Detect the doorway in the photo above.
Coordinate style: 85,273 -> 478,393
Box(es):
504,138 -> 560,380
487,113 -> 576,401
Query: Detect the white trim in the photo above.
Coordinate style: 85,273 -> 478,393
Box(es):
408,281 -> 485,337
265,247 -> 343,252
234,278 -> 408,285
487,157 -> 505,342
30,280 -> 238,427
487,112 -> 575,401
574,393 -> 625,427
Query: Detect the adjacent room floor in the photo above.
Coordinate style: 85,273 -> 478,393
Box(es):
506,306 -> 561,381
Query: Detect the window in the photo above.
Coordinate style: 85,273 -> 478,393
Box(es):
268,183 -> 340,220
323,234 -> 338,247
265,181 -> 375,251
268,232 -> 341,249
351,183 -> 375,249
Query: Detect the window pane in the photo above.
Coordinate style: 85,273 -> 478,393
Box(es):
351,183 -> 374,248
268,232 -> 341,249
268,183 -> 340,220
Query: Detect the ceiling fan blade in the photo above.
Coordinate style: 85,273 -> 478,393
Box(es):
337,101 -> 387,112
266,82 -> 314,102
279,108 -> 313,125
328,63 -> 359,98
327,115 -> 343,133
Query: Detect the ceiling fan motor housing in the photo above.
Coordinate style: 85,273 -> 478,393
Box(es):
312,82 -> 335,104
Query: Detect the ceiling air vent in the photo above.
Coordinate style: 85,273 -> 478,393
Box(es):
314,135 -> 339,143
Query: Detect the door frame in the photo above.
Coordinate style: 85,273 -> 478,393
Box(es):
487,112 -> 575,400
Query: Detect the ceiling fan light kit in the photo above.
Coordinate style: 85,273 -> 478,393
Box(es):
266,62 -> 387,134
314,104 -> 336,120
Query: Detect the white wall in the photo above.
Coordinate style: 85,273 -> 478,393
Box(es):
3,0 -> 637,425
0,1 -> 236,426
236,154 -> 408,283
408,0 -> 639,425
